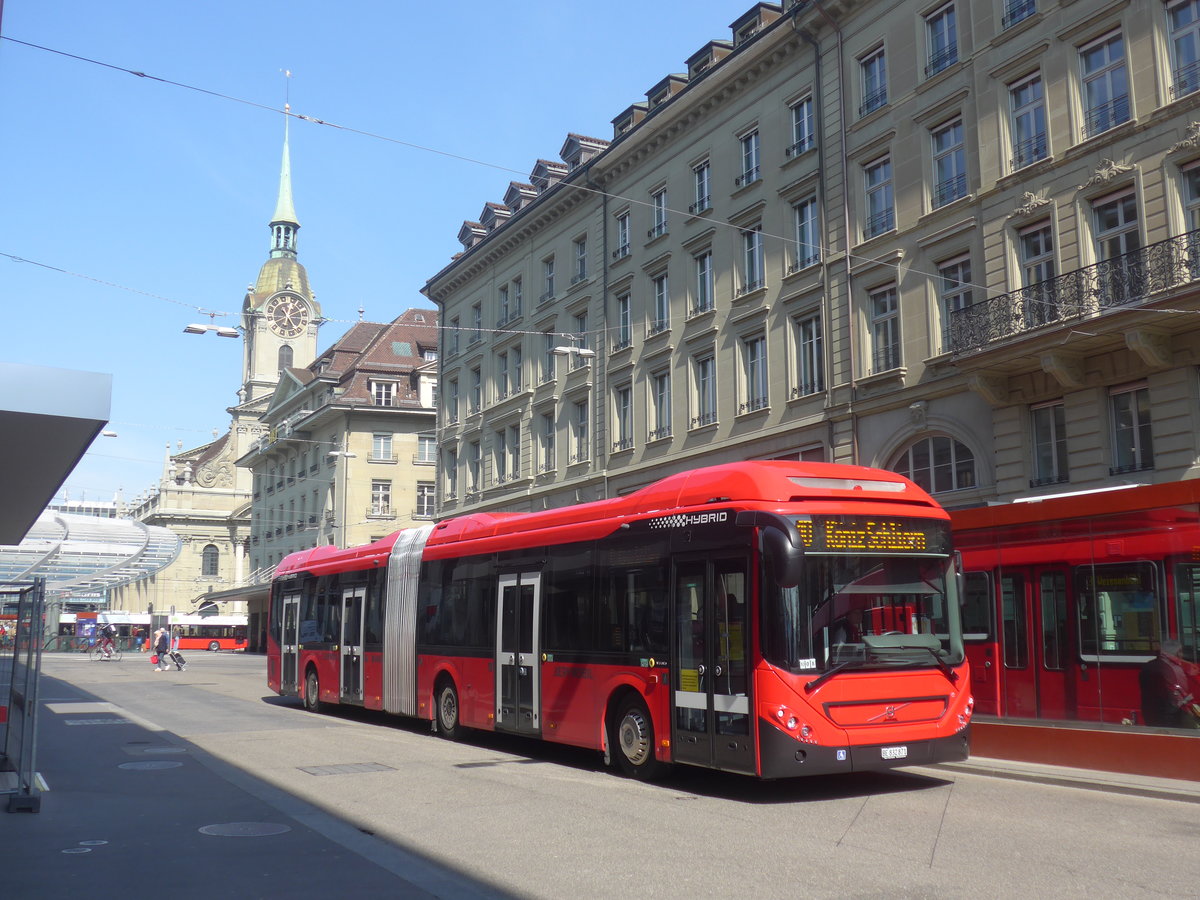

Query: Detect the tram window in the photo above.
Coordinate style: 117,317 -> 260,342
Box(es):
1174,563 -> 1200,663
1039,571 -> 1067,670
1077,562 -> 1160,657
961,572 -> 992,640
1001,575 -> 1027,668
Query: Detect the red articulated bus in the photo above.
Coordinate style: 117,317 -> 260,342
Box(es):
267,461 -> 972,779
952,480 -> 1200,726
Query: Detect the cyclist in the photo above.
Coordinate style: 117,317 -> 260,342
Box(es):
97,622 -> 118,660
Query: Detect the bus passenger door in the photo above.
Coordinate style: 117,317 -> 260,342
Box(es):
281,592 -> 300,694
671,557 -> 753,775
340,586 -> 365,704
495,572 -> 542,736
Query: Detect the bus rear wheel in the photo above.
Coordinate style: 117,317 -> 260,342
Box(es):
304,668 -> 322,713
208,640 -> 221,651
436,680 -> 462,740
611,696 -> 666,780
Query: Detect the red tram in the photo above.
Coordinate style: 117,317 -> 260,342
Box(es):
952,481 -> 1200,726
267,461 -> 972,779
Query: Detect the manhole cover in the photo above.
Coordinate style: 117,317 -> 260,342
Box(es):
199,822 -> 292,837
118,761 -> 183,770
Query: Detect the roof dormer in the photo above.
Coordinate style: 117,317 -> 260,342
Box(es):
457,220 -> 486,250
612,102 -> 650,138
560,133 -> 610,171
479,202 -> 512,232
730,3 -> 782,47
686,40 -> 734,79
504,181 -> 537,212
646,74 -> 688,110
530,159 -> 568,194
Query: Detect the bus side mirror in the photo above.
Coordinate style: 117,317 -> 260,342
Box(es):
763,527 -> 804,589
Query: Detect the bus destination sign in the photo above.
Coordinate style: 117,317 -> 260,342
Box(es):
795,516 -> 949,554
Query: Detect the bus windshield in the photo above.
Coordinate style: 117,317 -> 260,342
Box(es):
761,554 -> 963,674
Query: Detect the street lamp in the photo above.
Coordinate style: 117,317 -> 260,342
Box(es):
184,323 -> 241,338
551,346 -> 596,358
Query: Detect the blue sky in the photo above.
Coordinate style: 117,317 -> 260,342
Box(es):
1,0 -> 745,504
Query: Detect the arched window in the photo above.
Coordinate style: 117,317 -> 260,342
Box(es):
278,344 -> 294,371
891,436 -> 976,493
201,544 -> 220,577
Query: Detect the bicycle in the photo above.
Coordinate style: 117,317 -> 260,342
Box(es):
88,641 -> 122,662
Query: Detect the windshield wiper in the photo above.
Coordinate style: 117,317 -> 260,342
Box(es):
917,645 -> 959,683
804,658 -> 859,693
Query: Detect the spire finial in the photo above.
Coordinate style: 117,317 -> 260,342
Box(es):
270,69 -> 299,258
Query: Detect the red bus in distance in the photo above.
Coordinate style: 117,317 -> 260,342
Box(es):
267,461 -> 972,779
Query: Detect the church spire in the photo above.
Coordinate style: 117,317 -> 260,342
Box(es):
269,107 -> 300,260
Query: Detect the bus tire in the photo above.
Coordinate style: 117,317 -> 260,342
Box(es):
610,695 -> 667,780
436,679 -> 462,740
304,668 -> 322,713
208,640 -> 221,651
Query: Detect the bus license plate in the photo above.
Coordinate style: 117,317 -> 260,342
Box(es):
881,746 -> 908,760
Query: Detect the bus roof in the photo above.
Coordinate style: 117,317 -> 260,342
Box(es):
273,461 -> 944,578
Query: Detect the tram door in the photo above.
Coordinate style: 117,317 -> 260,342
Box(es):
671,557 -> 754,774
1032,569 -> 1070,719
280,592 -> 300,694
1000,574 -> 1035,717
495,572 -> 542,735
340,586 -> 365,704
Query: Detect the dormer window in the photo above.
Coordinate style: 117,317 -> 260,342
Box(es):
371,381 -> 397,407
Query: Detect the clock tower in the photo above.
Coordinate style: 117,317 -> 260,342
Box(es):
239,115 -> 321,410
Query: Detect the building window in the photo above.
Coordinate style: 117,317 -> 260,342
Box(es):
937,257 -> 972,351
417,434 -> 436,463
449,316 -> 460,355
925,4 -> 958,77
512,277 -> 522,316
859,47 -> 888,116
650,273 -> 670,335
1110,383 -> 1154,473
794,312 -> 824,397
740,226 -> 765,294
931,119 -> 967,208
571,312 -> 589,369
1003,0 -> 1036,29
416,482 -> 435,518
737,130 -> 761,186
541,256 -> 556,302
494,429 -> 508,483
1093,191 -> 1142,306
614,385 -> 634,450
864,156 -> 895,239
740,335 -> 768,413
792,196 -> 819,271
470,367 -> 481,414
1183,162 -> 1200,230
693,354 -> 717,428
508,424 -> 520,479
692,160 -> 711,213
540,412 -> 556,471
372,432 -> 393,461
510,345 -> 523,393
650,188 -> 668,239
1009,73 -> 1047,170
1081,32 -> 1130,138
445,449 -> 458,499
498,285 -> 510,325
1031,401 -> 1069,486
371,480 -> 392,516
1019,220 -> 1058,328
371,381 -> 396,407
447,379 -> 459,424
650,370 -> 672,441
471,303 -> 482,341
468,442 -> 480,492
788,96 -> 815,157
571,400 -> 589,463
693,251 -> 714,315
496,351 -> 509,401
615,211 -> 631,258
615,293 -> 632,350
540,332 -> 555,384
1169,0 -> 1200,98
870,284 -> 900,373
201,544 -> 219,577
573,236 -> 587,283
892,436 -> 976,493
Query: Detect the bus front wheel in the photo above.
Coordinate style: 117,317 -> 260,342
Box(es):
611,695 -> 666,780
208,640 -> 221,651
436,680 -> 462,740
304,668 -> 322,713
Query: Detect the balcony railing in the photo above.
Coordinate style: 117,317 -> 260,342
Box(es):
1002,0 -> 1035,28
1082,94 -> 1130,139
933,173 -> 967,209
948,229 -> 1200,353
1172,61 -> 1200,99
1010,132 -> 1047,170
925,45 -> 958,78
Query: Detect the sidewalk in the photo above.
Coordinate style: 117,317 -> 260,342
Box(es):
0,671 -> 515,900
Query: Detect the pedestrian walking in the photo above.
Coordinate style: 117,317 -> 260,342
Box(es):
169,627 -> 187,671
152,627 -> 171,671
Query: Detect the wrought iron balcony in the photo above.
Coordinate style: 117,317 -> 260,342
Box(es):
948,229 -> 1200,353
1082,94 -> 1130,139
1002,0 -> 1036,28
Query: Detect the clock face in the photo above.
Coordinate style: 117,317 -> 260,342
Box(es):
265,294 -> 310,338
